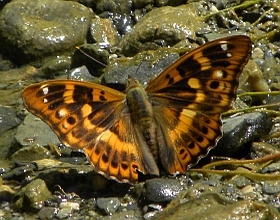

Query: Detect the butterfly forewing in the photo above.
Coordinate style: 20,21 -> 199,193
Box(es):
22,80 -> 125,143
146,35 -> 251,94
147,35 -> 251,174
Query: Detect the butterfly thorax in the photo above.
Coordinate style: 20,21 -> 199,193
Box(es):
126,78 -> 158,162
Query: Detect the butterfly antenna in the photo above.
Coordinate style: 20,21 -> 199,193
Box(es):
135,26 -> 159,74
75,46 -> 107,68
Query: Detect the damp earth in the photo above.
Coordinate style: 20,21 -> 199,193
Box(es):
1,0 -> 280,219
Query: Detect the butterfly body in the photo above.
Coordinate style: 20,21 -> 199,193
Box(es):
126,77 -> 159,160
22,35 -> 252,184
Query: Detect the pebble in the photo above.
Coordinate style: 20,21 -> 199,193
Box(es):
96,197 -> 121,215
143,179 -> 183,203
262,181 -> 280,194
214,112 -> 272,157
12,179 -> 52,212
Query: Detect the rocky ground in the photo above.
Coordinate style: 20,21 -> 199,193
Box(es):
1,0 -> 280,219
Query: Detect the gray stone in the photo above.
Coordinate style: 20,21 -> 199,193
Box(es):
37,207 -> 58,220
262,181 -> 280,194
89,16 -> 119,47
151,193 -> 280,220
40,55 -> 72,77
96,197 -> 121,215
103,50 -> 179,88
143,179 -> 183,203
15,114 -> 60,147
71,44 -> 109,77
95,0 -> 133,35
12,178 -> 52,212
120,4 -> 206,56
0,183 -> 15,202
214,112 -> 272,157
0,0 -> 93,64
0,106 -> 22,133
68,65 -> 95,83
10,145 -> 51,162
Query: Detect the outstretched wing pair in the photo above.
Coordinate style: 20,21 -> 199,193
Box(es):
22,35 -> 252,184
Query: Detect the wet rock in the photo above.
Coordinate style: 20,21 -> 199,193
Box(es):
56,206 -> 74,219
242,60 -> 270,93
0,201 -> 24,220
0,210 -> 4,218
12,178 -> 52,212
240,60 -> 270,103
251,47 -> 264,59
0,160 -> 11,175
0,106 -> 22,159
95,0 -> 133,35
250,142 -> 280,159
37,207 -> 58,220
154,0 -> 186,7
1,1 -> 280,219
0,65 -> 38,106
120,4 -> 206,56
89,15 -> 119,47
103,50 -> 179,89
229,175 -> 252,189
60,201 -> 80,210
151,193 -> 280,220
10,145 -> 51,162
143,179 -> 183,203
15,114 -> 60,147
0,129 -> 17,160
2,163 -> 35,182
213,112 -> 273,157
0,106 -> 22,134
96,197 -> 121,215
28,159 -> 112,197
101,210 -> 138,220
56,201 -> 80,218
0,182 -> 15,202
68,65 -> 96,83
259,162 -> 280,174
0,0 -> 93,64
263,56 -> 280,82
40,55 -> 72,77
262,181 -> 280,194
71,44 -> 109,76
133,0 -> 154,9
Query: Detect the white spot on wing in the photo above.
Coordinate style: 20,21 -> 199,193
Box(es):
221,43 -> 228,51
214,70 -> 224,78
42,87 -> 49,95
57,109 -> 68,118
43,98 -> 48,103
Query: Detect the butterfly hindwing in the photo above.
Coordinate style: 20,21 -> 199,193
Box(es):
155,106 -> 222,174
147,35 -> 252,174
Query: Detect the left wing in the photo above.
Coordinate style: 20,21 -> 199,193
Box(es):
22,80 -> 159,184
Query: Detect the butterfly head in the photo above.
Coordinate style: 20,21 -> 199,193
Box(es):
126,76 -> 141,92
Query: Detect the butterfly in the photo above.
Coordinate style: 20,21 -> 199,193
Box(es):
22,35 -> 252,184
